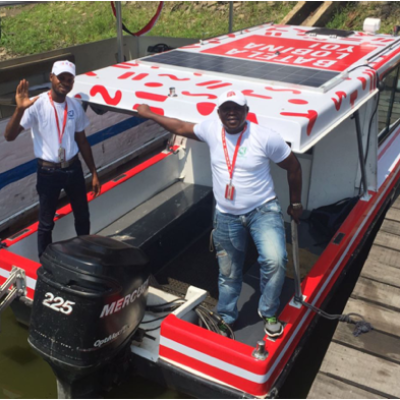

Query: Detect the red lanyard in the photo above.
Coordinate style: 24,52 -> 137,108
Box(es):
221,123 -> 247,182
48,91 -> 68,145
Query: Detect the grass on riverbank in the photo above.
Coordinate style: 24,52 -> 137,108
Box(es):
326,1 -> 400,34
1,1 -> 400,61
0,1 -> 295,57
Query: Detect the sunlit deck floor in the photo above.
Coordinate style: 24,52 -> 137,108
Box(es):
153,220 -> 325,346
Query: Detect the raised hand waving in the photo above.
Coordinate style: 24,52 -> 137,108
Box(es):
15,79 -> 39,110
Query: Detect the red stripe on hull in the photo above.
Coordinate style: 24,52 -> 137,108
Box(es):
160,346 -> 268,397
161,315 -> 265,373
159,155 -> 400,396
0,249 -> 40,281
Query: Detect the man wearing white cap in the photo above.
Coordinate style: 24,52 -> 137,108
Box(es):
137,90 -> 302,338
4,60 -> 100,257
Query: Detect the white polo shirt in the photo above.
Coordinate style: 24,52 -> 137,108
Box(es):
20,92 -> 90,162
194,120 -> 291,215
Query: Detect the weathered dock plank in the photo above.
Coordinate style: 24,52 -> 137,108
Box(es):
379,218 -> 400,236
385,206 -> 400,222
333,322 -> 400,364
308,196 -> 400,399
391,195 -> 400,210
361,260 -> 400,288
374,230 -> 400,251
339,297 -> 400,337
352,277 -> 400,310
307,373 -> 385,399
361,246 -> 400,287
317,342 -> 400,398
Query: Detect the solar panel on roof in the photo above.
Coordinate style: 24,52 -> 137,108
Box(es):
143,50 -> 340,89
306,28 -> 354,37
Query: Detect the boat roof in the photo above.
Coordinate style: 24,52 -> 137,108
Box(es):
70,24 -> 400,153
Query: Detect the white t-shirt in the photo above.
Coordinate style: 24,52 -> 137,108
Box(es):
20,92 -> 90,162
194,120 -> 291,215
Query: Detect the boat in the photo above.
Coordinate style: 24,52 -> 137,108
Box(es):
1,19 -> 400,398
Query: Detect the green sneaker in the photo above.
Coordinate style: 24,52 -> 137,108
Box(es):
217,321 -> 234,339
258,311 -> 284,337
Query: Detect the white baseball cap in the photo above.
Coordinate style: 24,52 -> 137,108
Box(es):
51,60 -> 76,77
218,90 -> 247,107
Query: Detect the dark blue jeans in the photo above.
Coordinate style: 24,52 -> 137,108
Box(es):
36,158 -> 90,257
212,199 -> 288,324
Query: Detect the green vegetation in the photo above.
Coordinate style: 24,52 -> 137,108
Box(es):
0,1 -> 295,58
1,1 -> 400,60
326,1 -> 400,33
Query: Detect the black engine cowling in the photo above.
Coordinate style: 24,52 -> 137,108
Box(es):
28,235 -> 150,397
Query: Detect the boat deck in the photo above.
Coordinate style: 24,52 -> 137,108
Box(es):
98,180 -> 326,347
307,196 -> 400,399
157,220 -> 325,347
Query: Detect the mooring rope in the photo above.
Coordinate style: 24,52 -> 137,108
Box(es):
294,295 -> 373,337
110,1 -> 164,37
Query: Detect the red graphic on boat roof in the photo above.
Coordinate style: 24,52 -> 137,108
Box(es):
90,85 -> 122,106
202,36 -> 378,72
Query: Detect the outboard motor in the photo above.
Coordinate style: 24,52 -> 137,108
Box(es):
28,235 -> 150,398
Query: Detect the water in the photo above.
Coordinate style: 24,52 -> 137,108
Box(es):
0,308 -> 183,399
0,308 -> 57,398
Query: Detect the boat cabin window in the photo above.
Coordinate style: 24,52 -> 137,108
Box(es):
378,65 -> 400,144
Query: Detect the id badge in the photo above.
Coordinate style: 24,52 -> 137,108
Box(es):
225,182 -> 235,200
58,146 -> 66,163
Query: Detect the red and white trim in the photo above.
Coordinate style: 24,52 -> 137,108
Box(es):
161,336 -> 268,384
159,150 -> 400,397
0,249 -> 40,300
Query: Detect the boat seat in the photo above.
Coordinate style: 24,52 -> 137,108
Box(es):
97,181 -> 214,273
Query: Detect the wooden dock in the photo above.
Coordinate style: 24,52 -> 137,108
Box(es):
307,197 -> 400,399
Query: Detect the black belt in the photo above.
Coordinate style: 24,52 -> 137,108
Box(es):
38,154 -> 78,169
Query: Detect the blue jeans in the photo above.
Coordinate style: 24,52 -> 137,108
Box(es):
36,158 -> 90,258
212,199 -> 288,325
